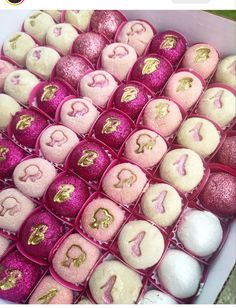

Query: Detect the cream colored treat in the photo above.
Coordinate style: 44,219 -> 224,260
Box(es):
89,260 -> 142,304
141,183 -> 182,227
3,32 -> 36,66
118,220 -> 164,269
177,210 -> 223,257
13,157 -> 57,199
139,290 -> 177,304
65,10 -> 94,31
215,55 -> 236,88
26,46 -> 60,80
117,20 -> 154,56
29,275 -> 74,304
43,10 -> 62,23
160,148 -> 204,193
177,117 -> 220,158
157,249 -> 202,299
77,298 -> 93,304
197,87 -> 236,128
0,188 -> 34,232
101,43 -> 137,81
0,94 -> 22,130
4,70 -> 40,105
24,11 -> 55,44
46,23 -> 78,56
0,236 -> 10,257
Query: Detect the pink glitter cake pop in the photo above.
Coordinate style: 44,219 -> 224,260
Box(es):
46,173 -> 89,218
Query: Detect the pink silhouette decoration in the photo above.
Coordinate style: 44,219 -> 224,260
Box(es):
108,46 -> 129,59
173,154 -> 188,176
11,75 -> 20,85
100,275 -> 117,304
46,130 -> 68,147
68,101 -> 89,117
53,27 -> 62,37
128,231 -> 146,257
152,191 -> 167,214
88,74 -> 109,88
0,197 -> 21,217
32,49 -> 42,60
189,123 -> 203,142
19,165 -> 43,182
210,90 -> 224,109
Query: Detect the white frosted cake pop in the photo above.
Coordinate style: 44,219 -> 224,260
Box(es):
0,94 -> 22,130
139,290 -> 177,304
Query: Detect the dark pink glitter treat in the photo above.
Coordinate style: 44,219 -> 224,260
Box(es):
69,140 -> 110,181
216,136 -> 236,169
0,139 -> 26,179
113,82 -> 149,119
11,109 -> 48,148
19,210 -> 64,260
94,110 -> 133,149
36,80 -> 73,118
72,32 -> 108,66
130,54 -> 173,93
149,30 -> 187,65
46,173 -> 90,218
55,55 -> 93,89
0,250 -> 43,303
199,172 -> 236,217
90,10 -> 126,40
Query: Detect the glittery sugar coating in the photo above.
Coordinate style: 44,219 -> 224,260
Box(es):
69,141 -> 110,181
19,210 -> 64,260
0,139 -> 26,179
11,109 -> 48,148
149,30 -> 187,66
46,173 -> 90,218
55,55 -> 93,89
199,172 -> 236,217
130,54 -> 173,93
72,32 -> 108,66
216,136 -> 236,169
90,10 -> 126,40
36,81 -> 73,118
94,110 -> 134,149
0,250 -> 43,303
113,83 -> 149,119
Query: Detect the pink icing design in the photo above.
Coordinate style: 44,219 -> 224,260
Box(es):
100,275 -> 117,304
19,165 -> 43,182
32,49 -> 42,60
227,60 -> 236,75
54,27 -> 62,37
189,123 -> 203,141
128,231 -> 146,257
126,23 -> 146,45
68,101 -> 89,117
88,74 -> 109,88
0,197 -> 21,217
46,130 -> 68,147
210,90 -> 224,109
152,191 -> 167,214
173,154 -> 188,176
11,75 -> 20,85
108,46 -> 129,59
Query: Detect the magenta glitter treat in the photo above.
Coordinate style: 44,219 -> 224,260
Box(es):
113,82 -> 149,119
69,140 -> 110,181
130,54 -> 173,93
55,55 -> 93,89
46,173 -> 90,218
90,10 -> 126,40
0,139 -> 26,179
94,110 -> 134,149
149,30 -> 187,66
18,210 -> 64,260
216,136 -> 236,169
11,109 -> 48,149
72,32 -> 108,66
0,250 -> 43,303
36,80 -> 73,118
199,172 -> 236,217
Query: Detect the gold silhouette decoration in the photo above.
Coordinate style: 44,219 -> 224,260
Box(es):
102,117 -> 121,134
142,58 -> 160,75
16,115 -> 34,130
176,77 -> 193,92
37,289 -> 58,304
0,269 -> 22,291
62,245 -> 86,268
29,12 -> 42,27
53,184 -> 75,203
9,34 -> 21,50
41,85 -> 59,102
28,224 -> 48,246
77,150 -> 98,167
160,35 -> 177,50
194,47 -> 210,63
155,103 -> 169,119
121,86 -> 138,103
114,169 -> 137,189
0,147 -> 9,162
135,134 -> 157,154
90,208 -> 114,229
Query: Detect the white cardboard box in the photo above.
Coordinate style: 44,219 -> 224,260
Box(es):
0,10 -> 235,305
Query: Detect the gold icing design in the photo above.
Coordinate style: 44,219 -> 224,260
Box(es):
77,150 -> 98,167
176,77 -> 193,92
90,208 -> 114,229
160,35 -> 177,50
121,86 -> 139,103
135,134 -> 157,154
114,169 -> 137,189
0,269 -> 22,291
27,224 -> 48,246
37,288 -> 58,304
194,47 -> 211,63
16,115 -> 34,130
62,245 -> 86,268
53,184 -> 75,203
29,12 -> 42,27
41,85 -> 59,102
155,103 -> 169,119
102,117 -> 121,134
0,147 -> 9,162
9,34 -> 21,50
142,58 -> 160,75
